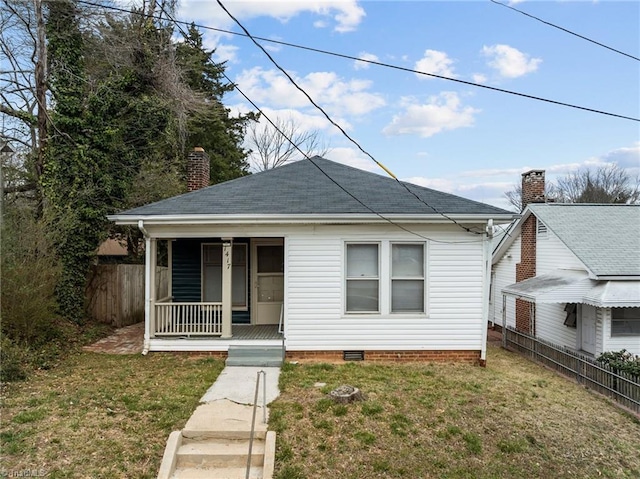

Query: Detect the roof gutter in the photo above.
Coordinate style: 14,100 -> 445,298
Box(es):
109,213 -> 519,226
138,219 -> 149,238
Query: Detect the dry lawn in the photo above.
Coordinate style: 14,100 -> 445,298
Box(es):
271,345 -> 640,479
2,345 -> 639,478
0,352 -> 224,478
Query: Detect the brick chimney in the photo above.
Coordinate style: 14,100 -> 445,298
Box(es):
187,147 -> 210,192
515,169 -> 546,334
521,169 -> 545,209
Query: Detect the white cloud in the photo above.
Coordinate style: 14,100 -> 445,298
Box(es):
354,52 -> 380,70
414,50 -> 456,80
234,67 -> 385,117
601,142 -> 640,170
179,0 -> 365,33
481,44 -> 542,78
472,73 -> 487,84
382,92 -> 479,138
403,176 -> 456,193
326,147 -> 379,172
212,43 -> 240,63
247,107 -> 335,133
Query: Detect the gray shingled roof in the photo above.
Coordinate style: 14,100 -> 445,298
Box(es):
529,203 -> 640,277
116,157 -> 512,217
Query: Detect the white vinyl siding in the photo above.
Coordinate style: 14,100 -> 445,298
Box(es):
535,303 -> 577,348
285,224 -> 486,352
491,235 -> 520,329
536,228 -> 585,275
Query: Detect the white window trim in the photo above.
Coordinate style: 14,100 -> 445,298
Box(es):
344,242 -> 381,314
343,240 -> 428,317
202,242 -> 249,311
611,307 -> 640,337
390,242 -> 426,314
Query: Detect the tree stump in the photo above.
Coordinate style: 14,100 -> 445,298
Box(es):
328,385 -> 364,404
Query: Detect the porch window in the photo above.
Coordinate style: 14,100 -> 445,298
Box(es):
391,243 -> 425,313
202,243 -> 248,309
346,243 -> 379,313
611,307 -> 640,336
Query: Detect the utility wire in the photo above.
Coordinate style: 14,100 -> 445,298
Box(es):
217,0 -> 490,235
75,0 -> 639,123
159,2 -> 488,243
490,0 -> 640,62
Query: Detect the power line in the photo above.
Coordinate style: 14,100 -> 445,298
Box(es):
75,0 -> 640,123
490,0 -> 640,62
216,0 -> 488,235
158,1 -> 488,243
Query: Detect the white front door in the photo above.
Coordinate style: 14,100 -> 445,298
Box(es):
252,240 -> 284,325
581,304 -> 597,355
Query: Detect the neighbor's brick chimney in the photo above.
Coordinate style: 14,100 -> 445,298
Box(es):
187,147 -> 210,192
515,169 -> 546,334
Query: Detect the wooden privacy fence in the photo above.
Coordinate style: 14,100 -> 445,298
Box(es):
86,264 -> 168,327
504,327 -> 640,414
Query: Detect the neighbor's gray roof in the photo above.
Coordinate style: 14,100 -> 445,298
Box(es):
529,203 -> 640,277
116,157 -> 512,217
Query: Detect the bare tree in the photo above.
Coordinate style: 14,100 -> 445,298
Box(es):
504,182 -> 559,212
555,164 -> 640,204
504,163 -> 640,211
247,116 -> 330,171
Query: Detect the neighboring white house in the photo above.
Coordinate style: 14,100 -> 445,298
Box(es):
109,151 -> 517,364
491,171 -> 640,357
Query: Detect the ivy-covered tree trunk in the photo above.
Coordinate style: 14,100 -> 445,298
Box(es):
42,0 -> 106,323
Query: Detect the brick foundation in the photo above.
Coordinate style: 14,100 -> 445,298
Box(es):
287,350 -> 482,365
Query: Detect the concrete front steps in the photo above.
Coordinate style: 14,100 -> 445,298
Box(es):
157,401 -> 275,479
226,345 -> 283,367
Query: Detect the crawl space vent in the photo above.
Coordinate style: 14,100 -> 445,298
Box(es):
343,350 -> 365,361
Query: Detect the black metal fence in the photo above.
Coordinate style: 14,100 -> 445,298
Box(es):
504,327 -> 640,414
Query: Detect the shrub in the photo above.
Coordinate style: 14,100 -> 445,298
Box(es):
1,204 -> 60,345
596,350 -> 640,377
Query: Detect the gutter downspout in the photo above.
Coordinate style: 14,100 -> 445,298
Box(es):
139,220 -> 151,355
480,219 -> 494,367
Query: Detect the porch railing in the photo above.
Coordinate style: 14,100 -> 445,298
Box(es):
154,299 -> 223,336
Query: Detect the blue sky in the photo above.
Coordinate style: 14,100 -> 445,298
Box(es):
175,0 -> 640,210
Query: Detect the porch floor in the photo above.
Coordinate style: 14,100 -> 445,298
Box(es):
230,324 -> 282,340
83,323 -> 282,354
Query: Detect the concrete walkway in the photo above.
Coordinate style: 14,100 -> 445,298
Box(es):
158,366 -> 281,478
200,367 -> 281,405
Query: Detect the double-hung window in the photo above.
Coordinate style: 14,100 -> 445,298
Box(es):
345,241 -> 426,315
391,243 -> 425,313
345,243 -> 380,313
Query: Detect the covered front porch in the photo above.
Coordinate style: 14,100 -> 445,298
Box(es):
142,234 -> 285,353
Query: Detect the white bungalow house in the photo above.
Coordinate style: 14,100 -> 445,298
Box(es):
109,150 -> 516,364
491,170 -> 640,357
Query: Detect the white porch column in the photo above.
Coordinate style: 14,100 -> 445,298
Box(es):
221,238 -> 233,338
167,239 -> 173,298
143,235 -> 157,354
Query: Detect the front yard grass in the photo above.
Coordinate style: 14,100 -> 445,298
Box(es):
2,344 -> 639,478
271,345 -> 640,479
0,352 -> 224,478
